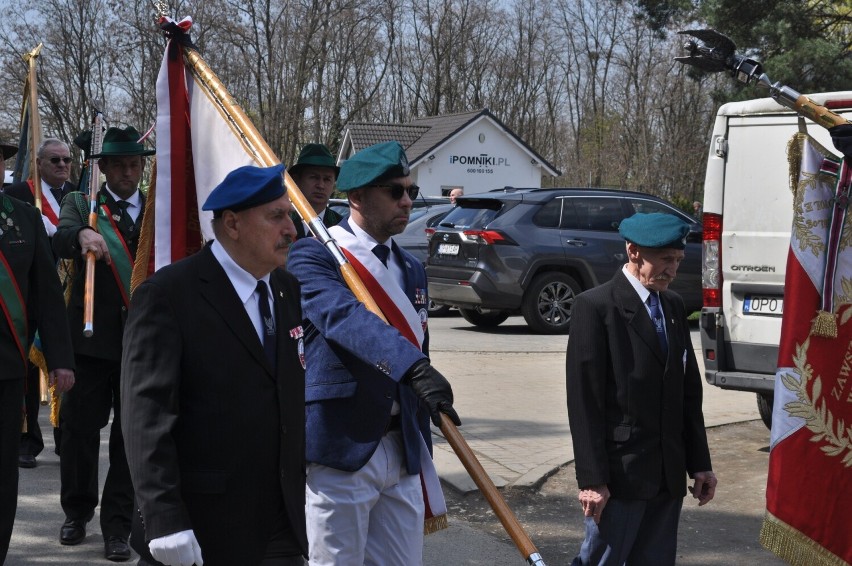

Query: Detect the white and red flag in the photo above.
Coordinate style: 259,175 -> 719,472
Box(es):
760,132 -> 852,565
152,16 -> 261,271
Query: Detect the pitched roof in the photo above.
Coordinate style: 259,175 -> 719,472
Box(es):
341,108 -> 560,176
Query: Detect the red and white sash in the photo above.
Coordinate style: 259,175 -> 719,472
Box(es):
28,180 -> 61,226
328,225 -> 425,347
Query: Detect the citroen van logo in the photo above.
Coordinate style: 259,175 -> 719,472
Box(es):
443,234 -> 449,242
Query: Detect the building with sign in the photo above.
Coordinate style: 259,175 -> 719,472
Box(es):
337,108 -> 560,197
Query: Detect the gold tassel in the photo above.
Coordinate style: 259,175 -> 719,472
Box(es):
811,310 -> 838,338
423,513 -> 448,535
49,385 -> 61,428
761,512 -> 847,565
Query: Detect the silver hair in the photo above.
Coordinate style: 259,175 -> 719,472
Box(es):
37,138 -> 70,158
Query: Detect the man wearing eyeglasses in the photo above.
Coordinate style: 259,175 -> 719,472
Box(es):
288,141 -> 461,566
5,138 -> 76,470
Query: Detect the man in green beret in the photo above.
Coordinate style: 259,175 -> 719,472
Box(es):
288,141 -> 460,565
53,125 -> 155,561
288,143 -> 343,239
566,212 -> 717,565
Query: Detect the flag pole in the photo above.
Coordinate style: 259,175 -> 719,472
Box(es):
178,33 -> 547,566
22,44 -> 43,211
21,43 -> 50,406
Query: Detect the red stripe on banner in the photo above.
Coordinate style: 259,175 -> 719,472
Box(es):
168,43 -> 196,261
340,248 -> 419,347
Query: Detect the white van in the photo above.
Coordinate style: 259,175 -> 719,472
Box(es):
700,91 -> 852,428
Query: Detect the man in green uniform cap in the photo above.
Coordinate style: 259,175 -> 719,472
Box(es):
53,125 -> 155,561
566,212 -> 717,566
288,143 -> 343,239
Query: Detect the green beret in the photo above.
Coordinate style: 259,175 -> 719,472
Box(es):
619,212 -> 690,250
202,163 -> 285,217
289,143 -> 339,177
336,141 -> 410,192
91,126 -> 155,158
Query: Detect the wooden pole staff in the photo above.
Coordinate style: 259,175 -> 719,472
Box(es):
181,43 -> 547,566
82,110 -> 105,337
22,44 -> 50,405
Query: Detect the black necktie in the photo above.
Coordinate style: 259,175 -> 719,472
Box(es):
256,281 -> 277,371
647,292 -> 667,355
372,244 -> 390,267
116,200 -> 133,231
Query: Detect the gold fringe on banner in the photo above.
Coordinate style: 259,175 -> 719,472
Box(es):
49,385 -> 60,427
811,310 -> 839,338
423,514 -> 448,535
760,511 -> 848,566
131,160 -> 157,294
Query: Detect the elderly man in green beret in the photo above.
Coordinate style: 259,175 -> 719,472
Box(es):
288,141 -> 460,566
566,212 -> 717,566
53,125 -> 155,561
288,143 -> 343,239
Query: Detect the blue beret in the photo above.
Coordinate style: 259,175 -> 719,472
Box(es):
619,212 -> 690,249
336,141 -> 411,192
202,163 -> 285,216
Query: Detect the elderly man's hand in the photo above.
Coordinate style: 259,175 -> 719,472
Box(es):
578,484 -> 610,524
78,228 -> 111,264
689,471 -> 717,506
48,369 -> 75,393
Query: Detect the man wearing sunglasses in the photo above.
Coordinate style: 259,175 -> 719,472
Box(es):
288,141 -> 460,566
5,138 -> 76,470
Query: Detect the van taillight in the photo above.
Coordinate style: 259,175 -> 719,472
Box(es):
425,228 -> 436,240
702,212 -> 722,308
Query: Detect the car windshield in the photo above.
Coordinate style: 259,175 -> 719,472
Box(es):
438,201 -> 501,229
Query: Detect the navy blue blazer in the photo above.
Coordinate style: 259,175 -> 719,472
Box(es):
287,219 -> 432,475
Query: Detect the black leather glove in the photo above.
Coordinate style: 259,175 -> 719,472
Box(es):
829,124 -> 852,159
403,359 -> 462,427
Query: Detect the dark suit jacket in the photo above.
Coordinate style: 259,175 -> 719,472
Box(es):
291,206 -> 343,240
52,188 -> 144,360
0,194 -> 74,380
121,244 -> 307,564
4,180 -> 75,210
566,271 -> 711,500
287,219 -> 432,475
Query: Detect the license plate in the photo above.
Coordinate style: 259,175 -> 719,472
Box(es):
743,296 -> 784,316
437,243 -> 460,255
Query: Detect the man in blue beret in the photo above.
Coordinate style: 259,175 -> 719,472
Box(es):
53,125 -> 155,560
287,141 -> 460,565
121,163 -> 308,566
287,143 -> 343,239
566,212 -> 717,566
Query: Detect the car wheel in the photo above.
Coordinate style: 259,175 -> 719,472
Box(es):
428,299 -> 452,317
521,272 -> 582,334
757,392 -> 773,430
458,307 -> 510,327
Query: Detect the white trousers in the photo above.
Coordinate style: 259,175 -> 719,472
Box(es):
306,431 -> 424,566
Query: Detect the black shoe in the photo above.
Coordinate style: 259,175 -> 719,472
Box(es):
18,454 -> 37,468
104,536 -> 131,562
59,518 -> 87,545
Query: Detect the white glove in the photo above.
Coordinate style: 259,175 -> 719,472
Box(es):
41,214 -> 57,237
149,529 -> 204,566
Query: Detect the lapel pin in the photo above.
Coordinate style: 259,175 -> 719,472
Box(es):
278,291 -> 284,298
